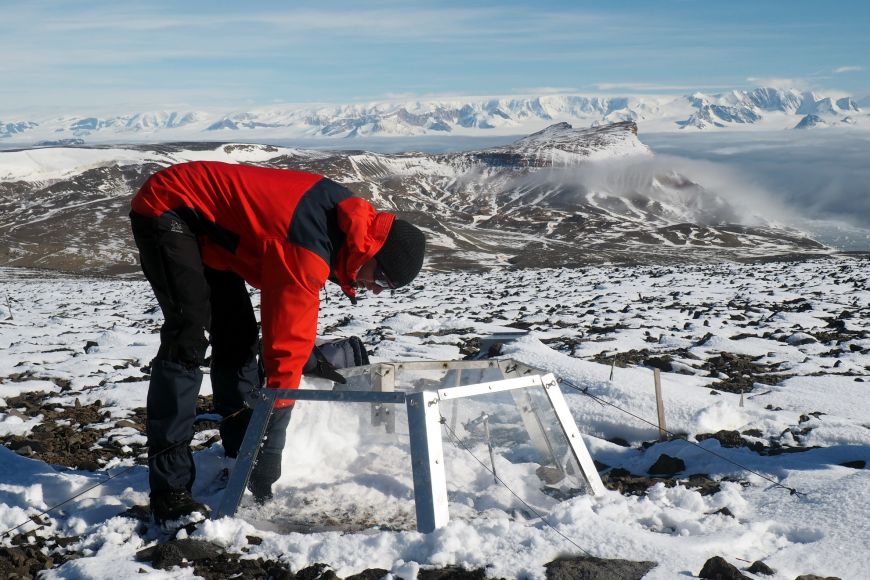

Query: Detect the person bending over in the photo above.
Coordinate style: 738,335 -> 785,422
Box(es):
130,161 -> 425,522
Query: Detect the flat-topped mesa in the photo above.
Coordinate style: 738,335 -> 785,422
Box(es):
468,121 -> 649,168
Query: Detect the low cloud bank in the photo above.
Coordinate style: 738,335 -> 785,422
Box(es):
643,131 -> 870,227
519,154 -> 794,227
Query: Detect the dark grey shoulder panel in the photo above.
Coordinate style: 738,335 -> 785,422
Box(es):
288,178 -> 353,265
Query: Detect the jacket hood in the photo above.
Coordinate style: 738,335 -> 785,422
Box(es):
332,197 -> 395,303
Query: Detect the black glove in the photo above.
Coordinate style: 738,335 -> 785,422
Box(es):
213,360 -> 263,409
238,381 -> 265,408
303,346 -> 348,384
316,336 -> 370,368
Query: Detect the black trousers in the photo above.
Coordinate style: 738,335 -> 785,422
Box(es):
130,210 -> 290,496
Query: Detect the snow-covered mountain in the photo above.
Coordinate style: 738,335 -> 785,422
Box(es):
0,122 -> 826,274
1,88 -> 866,145
794,114 -> 828,130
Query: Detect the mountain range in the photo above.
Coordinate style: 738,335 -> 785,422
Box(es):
0,121 -> 826,275
0,87 -> 866,145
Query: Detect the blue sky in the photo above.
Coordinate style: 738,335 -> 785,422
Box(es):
2,0 -> 868,115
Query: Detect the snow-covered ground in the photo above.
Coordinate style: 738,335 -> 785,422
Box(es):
0,257 -> 868,579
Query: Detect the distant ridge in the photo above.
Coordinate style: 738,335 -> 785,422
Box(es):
0,87 -> 866,145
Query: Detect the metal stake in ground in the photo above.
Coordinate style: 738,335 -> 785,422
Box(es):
653,369 -> 667,441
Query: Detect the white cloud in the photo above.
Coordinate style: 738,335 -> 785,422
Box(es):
593,82 -> 732,93
511,87 -> 581,95
745,77 -> 811,90
833,66 -> 864,74
381,92 -> 434,100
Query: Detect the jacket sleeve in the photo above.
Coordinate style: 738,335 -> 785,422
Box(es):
259,238 -> 328,399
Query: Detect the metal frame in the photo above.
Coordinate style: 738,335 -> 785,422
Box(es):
371,364 -> 396,433
406,390 -> 449,531
212,388 -> 407,521
213,359 -> 605,532
539,374 -> 606,495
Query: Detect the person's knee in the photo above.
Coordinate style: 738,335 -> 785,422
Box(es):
178,337 -> 209,367
157,335 -> 208,368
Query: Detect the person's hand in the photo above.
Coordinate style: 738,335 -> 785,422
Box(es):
238,382 -> 265,408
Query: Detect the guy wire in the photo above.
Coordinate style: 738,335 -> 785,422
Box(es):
558,378 -> 803,497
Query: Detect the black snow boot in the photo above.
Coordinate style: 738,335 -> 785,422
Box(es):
151,489 -> 209,524
248,453 -> 282,505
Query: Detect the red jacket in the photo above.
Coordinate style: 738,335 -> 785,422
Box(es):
132,161 -> 393,401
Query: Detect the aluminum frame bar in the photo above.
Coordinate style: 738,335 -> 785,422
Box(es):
212,391 -> 276,520
372,364 -> 397,433
406,390 -> 449,532
436,374 -> 546,400
337,359 -> 501,379
539,374 -> 607,495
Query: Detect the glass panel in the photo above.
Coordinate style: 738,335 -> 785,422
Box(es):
437,384 -> 589,522
238,397 -> 417,532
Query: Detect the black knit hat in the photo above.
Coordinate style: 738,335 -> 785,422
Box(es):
375,219 -> 425,288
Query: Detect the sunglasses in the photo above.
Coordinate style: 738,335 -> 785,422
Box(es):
373,265 -> 396,290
